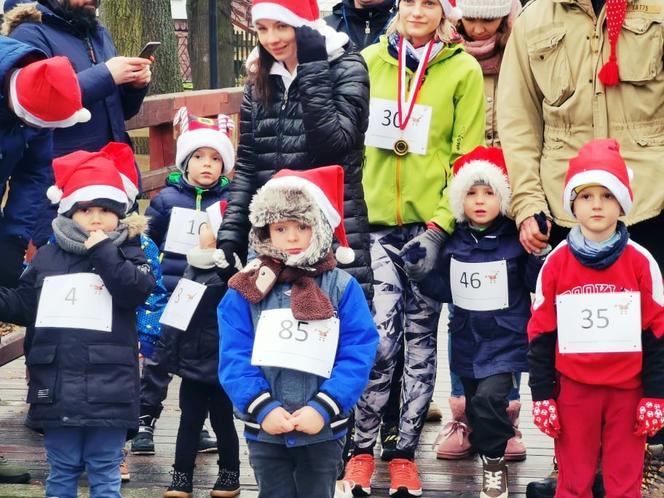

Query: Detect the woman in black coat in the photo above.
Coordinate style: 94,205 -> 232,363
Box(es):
216,0 -> 373,299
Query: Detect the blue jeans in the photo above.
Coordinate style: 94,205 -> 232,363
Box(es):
248,438 -> 344,498
43,426 -> 126,498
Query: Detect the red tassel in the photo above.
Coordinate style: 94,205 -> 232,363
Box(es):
598,59 -> 620,86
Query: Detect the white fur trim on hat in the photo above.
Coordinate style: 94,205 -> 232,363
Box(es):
119,173 -> 139,206
456,0 -> 511,19
175,128 -> 235,175
252,3 -> 312,27
448,160 -> 511,222
563,169 -> 633,217
56,185 -> 128,215
9,70 -> 91,129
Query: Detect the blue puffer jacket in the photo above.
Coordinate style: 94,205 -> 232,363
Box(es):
146,172 -> 230,293
419,216 -> 544,379
0,36 -> 52,243
218,268 -> 378,447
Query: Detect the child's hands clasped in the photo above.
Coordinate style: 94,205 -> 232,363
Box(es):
291,406 -> 325,435
261,407 -> 294,435
84,229 -> 109,249
532,399 -> 561,438
634,398 -> 664,437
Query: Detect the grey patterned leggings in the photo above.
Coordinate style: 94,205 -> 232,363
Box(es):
353,225 -> 442,455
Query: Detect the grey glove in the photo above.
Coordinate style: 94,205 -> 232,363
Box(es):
400,228 -> 448,281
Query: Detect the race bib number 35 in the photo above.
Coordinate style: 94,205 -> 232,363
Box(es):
450,258 -> 509,311
251,308 -> 340,378
556,292 -> 641,353
36,273 -> 113,332
164,207 -> 209,255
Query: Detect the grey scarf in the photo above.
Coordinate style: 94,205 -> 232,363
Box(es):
52,215 -> 129,255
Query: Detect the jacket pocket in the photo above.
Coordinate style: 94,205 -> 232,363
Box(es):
619,17 -> 663,84
527,25 -> 574,106
26,344 -> 57,404
86,345 -> 137,404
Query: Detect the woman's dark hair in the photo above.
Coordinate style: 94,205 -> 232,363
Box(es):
249,44 -> 277,108
456,16 -> 511,51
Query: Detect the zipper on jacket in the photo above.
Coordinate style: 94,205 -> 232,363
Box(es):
85,37 -> 97,64
396,156 -> 403,225
281,90 -> 289,111
195,187 -> 203,211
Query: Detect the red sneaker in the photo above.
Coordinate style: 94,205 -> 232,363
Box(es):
388,458 -> 422,496
343,454 -> 374,496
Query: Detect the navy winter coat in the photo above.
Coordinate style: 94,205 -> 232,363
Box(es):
146,173 -> 230,292
0,234 -> 155,433
419,216 -> 544,379
154,264 -> 226,385
0,36 -> 53,243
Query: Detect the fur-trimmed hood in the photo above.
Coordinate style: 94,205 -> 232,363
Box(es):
123,212 -> 149,239
248,184 -> 333,269
1,2 -> 42,36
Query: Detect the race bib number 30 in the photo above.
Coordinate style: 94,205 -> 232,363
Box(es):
365,98 -> 432,155
556,292 -> 641,353
251,308 -> 340,379
164,207 -> 209,255
36,273 -> 113,332
450,258 -> 509,311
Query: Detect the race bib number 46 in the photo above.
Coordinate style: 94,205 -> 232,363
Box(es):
251,308 -> 340,378
164,207 -> 209,255
450,258 -> 509,311
556,292 -> 641,353
36,273 -> 113,332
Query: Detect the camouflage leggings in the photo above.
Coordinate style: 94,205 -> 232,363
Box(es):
353,225 -> 441,454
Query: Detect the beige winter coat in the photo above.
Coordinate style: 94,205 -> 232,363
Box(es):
497,0 -> 664,227
485,73 -> 500,147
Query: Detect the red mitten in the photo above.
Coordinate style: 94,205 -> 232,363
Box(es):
635,398 -> 664,437
532,399 -> 561,438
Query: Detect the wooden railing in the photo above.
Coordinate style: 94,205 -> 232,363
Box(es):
126,86 -> 244,195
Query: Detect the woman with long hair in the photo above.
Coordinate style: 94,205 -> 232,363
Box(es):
344,0 -> 485,496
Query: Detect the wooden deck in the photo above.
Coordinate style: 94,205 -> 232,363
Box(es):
0,318 -> 555,497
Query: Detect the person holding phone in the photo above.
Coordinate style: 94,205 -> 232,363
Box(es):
2,0 -> 152,246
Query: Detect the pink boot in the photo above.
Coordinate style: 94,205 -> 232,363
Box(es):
504,400 -> 527,461
434,396 -> 474,459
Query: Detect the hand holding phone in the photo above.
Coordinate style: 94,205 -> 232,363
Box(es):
138,42 -> 161,60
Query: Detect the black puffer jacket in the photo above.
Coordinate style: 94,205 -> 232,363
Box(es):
217,48 -> 374,300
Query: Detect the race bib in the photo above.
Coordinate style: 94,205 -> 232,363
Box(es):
164,207 -> 209,255
450,258 -> 509,311
251,308 -> 340,379
159,278 -> 207,331
556,292 -> 641,353
365,98 -> 432,155
36,273 -> 112,332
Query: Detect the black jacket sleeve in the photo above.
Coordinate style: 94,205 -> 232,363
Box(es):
0,264 -> 38,327
528,331 -> 558,401
642,328 -> 664,398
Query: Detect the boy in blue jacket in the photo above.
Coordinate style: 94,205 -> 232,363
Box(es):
409,146 -> 545,498
218,166 -> 378,498
0,146 -> 155,498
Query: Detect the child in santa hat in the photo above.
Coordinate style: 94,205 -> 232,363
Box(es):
413,146 -> 545,498
0,146 -> 155,498
218,165 -> 378,498
528,138 -> 664,497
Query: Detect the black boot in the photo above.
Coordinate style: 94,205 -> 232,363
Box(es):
198,428 -> 218,453
210,466 -> 240,497
164,468 -> 193,498
131,414 -> 157,455
526,458 -> 557,498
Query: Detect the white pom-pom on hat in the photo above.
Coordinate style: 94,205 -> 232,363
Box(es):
46,185 -> 63,204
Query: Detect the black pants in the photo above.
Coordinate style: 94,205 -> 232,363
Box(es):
139,359 -> 172,417
461,373 -> 514,459
174,378 -> 240,472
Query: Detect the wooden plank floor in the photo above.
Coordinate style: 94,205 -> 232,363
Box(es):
0,316 -> 554,497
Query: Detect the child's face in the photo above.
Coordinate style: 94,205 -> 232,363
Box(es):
186,147 -> 223,188
463,184 -> 501,228
572,185 -> 622,242
72,206 -> 119,233
460,17 -> 503,41
268,220 -> 313,256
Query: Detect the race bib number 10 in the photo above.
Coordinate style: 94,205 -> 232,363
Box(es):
164,207 -> 209,255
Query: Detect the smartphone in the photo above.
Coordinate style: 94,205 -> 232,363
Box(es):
138,41 -> 161,59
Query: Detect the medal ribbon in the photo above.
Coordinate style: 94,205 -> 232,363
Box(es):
397,37 -> 434,131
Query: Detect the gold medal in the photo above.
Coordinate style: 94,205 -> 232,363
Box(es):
393,138 -> 409,156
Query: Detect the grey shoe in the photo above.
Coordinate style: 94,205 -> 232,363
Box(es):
0,455 -> 30,484
131,414 -> 156,455
198,429 -> 217,453
480,455 -> 508,498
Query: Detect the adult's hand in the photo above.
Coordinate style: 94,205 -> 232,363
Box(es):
0,236 -> 28,288
105,57 -> 151,86
519,216 -> 551,254
295,26 -> 327,63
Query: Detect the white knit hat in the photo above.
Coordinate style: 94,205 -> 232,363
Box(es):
456,0 -> 511,19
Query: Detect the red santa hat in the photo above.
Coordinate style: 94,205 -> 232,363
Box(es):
598,0 -> 627,86
47,150 -> 128,217
252,0 -> 320,26
9,56 -> 91,129
100,142 -> 139,207
173,106 -> 235,175
564,138 -> 633,217
448,146 -> 511,222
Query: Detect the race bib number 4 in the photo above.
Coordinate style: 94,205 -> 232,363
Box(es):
365,98 -> 432,155
251,308 -> 340,379
450,258 -> 509,311
556,292 -> 641,353
36,273 -> 113,332
164,207 -> 209,255
159,278 -> 207,331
